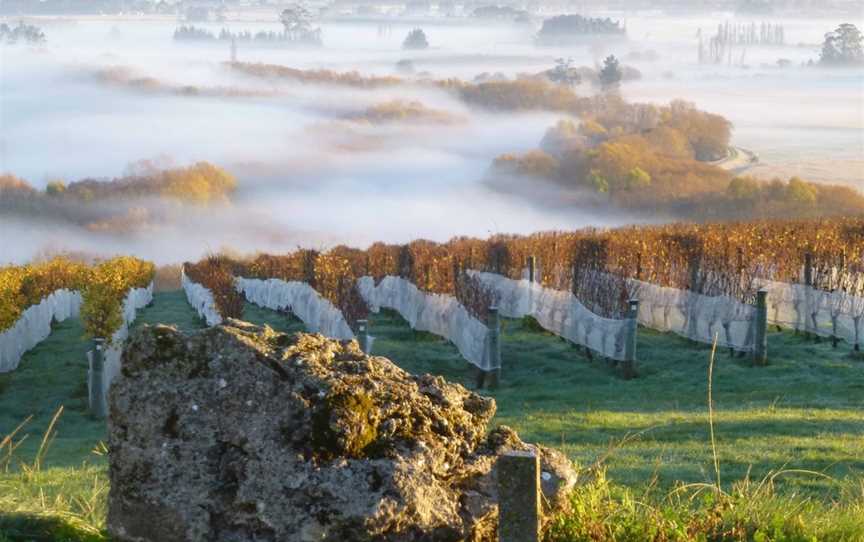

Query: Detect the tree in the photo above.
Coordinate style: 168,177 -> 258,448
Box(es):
46,180 -> 66,196
403,29 -> 429,50
820,23 -> 864,66
727,177 -> 760,200
786,177 -> 817,206
280,3 -> 321,44
547,57 -> 581,86
599,55 -> 622,90
626,167 -> 651,189
588,170 -> 609,193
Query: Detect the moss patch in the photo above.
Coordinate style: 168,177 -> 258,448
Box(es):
311,385 -> 379,460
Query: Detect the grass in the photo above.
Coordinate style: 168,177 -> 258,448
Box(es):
1,291 -> 863,540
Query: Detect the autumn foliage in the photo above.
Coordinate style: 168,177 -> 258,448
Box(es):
184,255 -> 245,320
0,256 -> 154,339
491,109 -> 864,220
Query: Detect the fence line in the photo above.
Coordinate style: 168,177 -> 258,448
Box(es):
357,276 -> 498,371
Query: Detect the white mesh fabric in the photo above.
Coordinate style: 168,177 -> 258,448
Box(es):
0,289 -> 83,373
101,284 -> 154,404
470,271 -> 629,360
628,278 -> 756,351
236,277 -> 354,340
757,279 -> 864,345
181,269 -> 222,327
356,276 -> 497,370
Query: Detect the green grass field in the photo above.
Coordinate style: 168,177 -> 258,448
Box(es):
1,290 -> 863,540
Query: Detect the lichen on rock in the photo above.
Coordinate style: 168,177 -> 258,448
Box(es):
108,320 -> 576,542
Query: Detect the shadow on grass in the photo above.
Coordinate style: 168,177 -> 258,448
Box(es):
0,513 -> 106,542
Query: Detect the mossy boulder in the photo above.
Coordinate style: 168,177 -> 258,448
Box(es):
108,320 -> 575,542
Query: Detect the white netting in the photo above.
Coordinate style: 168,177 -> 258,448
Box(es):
0,289 -> 83,373
470,271 -> 630,360
181,269 -> 223,327
357,276 -> 497,370
757,279 -> 864,345
236,277 -> 354,340
628,278 -> 757,351
100,284 -> 154,403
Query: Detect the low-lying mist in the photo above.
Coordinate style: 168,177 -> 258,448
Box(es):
1,13 -> 861,265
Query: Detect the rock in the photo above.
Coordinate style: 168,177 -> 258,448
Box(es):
107,320 -> 577,542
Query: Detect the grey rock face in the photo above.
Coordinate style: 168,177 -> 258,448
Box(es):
108,320 -> 576,542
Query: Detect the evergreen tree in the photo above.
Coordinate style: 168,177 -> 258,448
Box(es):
599,55 -> 622,90
402,29 -> 429,50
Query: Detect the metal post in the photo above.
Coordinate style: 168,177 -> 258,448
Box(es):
527,255 -> 536,283
754,289 -> 768,365
357,319 -> 370,354
89,338 -> 106,418
804,253 -> 813,287
497,451 -> 541,542
623,299 -> 639,379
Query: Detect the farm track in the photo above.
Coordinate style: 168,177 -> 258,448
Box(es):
710,145 -> 759,174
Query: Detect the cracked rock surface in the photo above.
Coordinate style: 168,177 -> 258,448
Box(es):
108,320 -> 576,542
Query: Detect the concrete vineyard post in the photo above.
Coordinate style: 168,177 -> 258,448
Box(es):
487,306 -> 501,389
89,338 -> 107,418
754,289 -> 768,365
497,451 -> 541,542
854,316 -> 861,353
804,253 -> 813,288
624,299 -> 639,379
357,319 -> 371,354
477,307 -> 501,390
527,255 -> 536,283
802,252 -> 813,338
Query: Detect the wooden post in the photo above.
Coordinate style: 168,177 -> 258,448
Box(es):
754,289 -> 768,365
623,299 -> 639,379
527,255 -> 536,283
497,451 -> 541,542
89,338 -> 107,418
357,319 -> 371,354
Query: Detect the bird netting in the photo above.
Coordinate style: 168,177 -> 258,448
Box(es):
182,269 -> 223,327
469,271 -> 630,360
236,277 -> 354,340
99,284 -> 154,404
627,278 -> 757,352
757,279 -> 864,346
0,289 -> 83,373
356,276 -> 498,371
